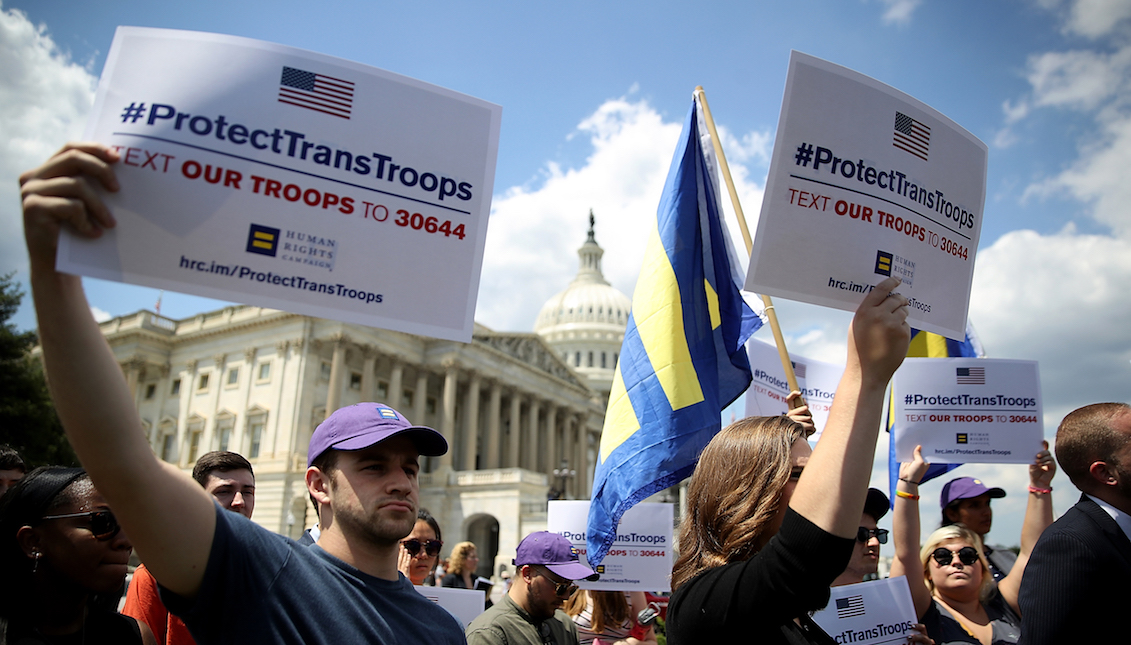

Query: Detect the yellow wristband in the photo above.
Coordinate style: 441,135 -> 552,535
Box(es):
896,490 -> 920,501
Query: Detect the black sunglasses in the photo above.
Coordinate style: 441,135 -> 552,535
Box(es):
536,566 -> 578,597
401,538 -> 443,557
856,527 -> 889,544
40,509 -> 121,541
931,546 -> 980,567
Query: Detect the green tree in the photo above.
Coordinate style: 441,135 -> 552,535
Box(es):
0,273 -> 77,467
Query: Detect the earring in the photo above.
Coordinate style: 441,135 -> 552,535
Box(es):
32,550 -> 41,574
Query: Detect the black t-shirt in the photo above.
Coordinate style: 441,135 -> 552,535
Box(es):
666,509 -> 854,645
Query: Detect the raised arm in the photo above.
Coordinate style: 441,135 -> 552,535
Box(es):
22,143 -> 216,597
789,277 -> 910,537
888,445 -> 933,620
997,440 -> 1056,614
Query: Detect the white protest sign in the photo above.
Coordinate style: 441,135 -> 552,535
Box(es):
892,358 -> 1043,464
746,51 -> 987,340
811,577 -> 919,645
547,501 -> 672,592
413,585 -> 485,629
60,27 -> 501,342
744,337 -> 844,441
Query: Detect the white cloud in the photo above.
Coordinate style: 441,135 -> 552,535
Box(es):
877,0 -> 922,26
0,5 -> 96,276
90,305 -> 111,322
1026,48 -> 1131,111
1063,0 -> 1131,38
476,97 -> 770,333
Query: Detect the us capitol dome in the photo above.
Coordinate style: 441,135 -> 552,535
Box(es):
534,211 -> 631,404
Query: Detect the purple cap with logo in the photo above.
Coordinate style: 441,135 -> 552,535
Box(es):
307,403 -> 448,467
940,477 -> 1006,509
513,531 -> 599,581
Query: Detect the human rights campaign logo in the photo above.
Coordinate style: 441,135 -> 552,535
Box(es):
875,250 -> 893,277
246,224 -> 280,257
957,433 -> 968,444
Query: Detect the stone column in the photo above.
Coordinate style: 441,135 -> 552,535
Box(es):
387,358 -> 404,410
561,414 -> 575,497
484,381 -> 502,469
507,393 -> 522,468
525,398 -> 541,471
412,370 -> 429,426
124,357 -> 145,403
438,360 -> 459,470
461,372 -> 481,471
172,360 -> 197,464
545,403 -> 558,475
360,345 -> 377,402
203,353 -> 226,450
324,333 -> 348,419
577,415 -> 591,499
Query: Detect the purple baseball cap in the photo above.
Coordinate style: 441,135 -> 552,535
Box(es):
307,403 -> 448,467
940,477 -> 1006,509
513,531 -> 599,581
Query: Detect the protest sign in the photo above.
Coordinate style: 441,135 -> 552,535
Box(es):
413,586 -> 485,628
746,51 -> 987,340
811,577 -> 919,645
548,501 -> 672,592
59,27 -> 502,342
745,337 -> 844,441
892,358 -> 1043,464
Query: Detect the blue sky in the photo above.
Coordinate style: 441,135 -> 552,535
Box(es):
4,0 -> 1130,543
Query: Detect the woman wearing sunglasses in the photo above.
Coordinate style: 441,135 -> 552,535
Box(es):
0,467 -> 156,644
891,445 -> 1054,645
397,508 -> 443,586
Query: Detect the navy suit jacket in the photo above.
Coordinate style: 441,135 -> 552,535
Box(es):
1018,494 -> 1131,644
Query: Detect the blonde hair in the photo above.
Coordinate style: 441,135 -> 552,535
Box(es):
563,589 -> 630,634
920,524 -> 994,602
448,541 -> 477,575
671,416 -> 806,591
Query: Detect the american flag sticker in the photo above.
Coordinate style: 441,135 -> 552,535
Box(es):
836,595 -> 866,619
278,66 -> 355,119
893,112 -> 930,161
956,367 -> 986,385
791,361 -> 807,379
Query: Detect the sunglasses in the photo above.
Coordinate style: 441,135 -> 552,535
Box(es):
931,546 -> 980,567
856,527 -> 889,544
401,538 -> 443,557
536,566 -> 578,597
40,509 -> 121,541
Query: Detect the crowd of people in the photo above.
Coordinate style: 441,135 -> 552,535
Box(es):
3,142 -> 1129,644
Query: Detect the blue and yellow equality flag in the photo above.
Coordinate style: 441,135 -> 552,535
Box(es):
886,323 -> 985,504
585,99 -> 762,567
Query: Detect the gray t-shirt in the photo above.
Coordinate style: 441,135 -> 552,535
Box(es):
163,504 -> 465,645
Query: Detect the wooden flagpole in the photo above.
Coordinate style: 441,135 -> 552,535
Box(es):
694,86 -> 803,402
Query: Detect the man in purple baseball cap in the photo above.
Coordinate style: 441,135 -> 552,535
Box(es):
466,531 -> 598,644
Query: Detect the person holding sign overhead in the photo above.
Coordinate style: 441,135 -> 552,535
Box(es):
891,445 -> 1054,645
666,276 -> 911,644
20,143 -> 465,645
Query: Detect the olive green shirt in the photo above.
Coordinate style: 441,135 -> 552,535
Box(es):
466,593 -> 579,645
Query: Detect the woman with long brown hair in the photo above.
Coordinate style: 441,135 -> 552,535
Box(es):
665,277 -> 911,644
563,589 -> 657,645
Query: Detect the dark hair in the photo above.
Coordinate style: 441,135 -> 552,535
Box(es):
0,445 -> 26,473
310,447 -> 339,475
418,507 -> 442,543
672,415 -> 806,591
192,451 -> 254,486
0,467 -> 89,615
1056,403 -> 1131,490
